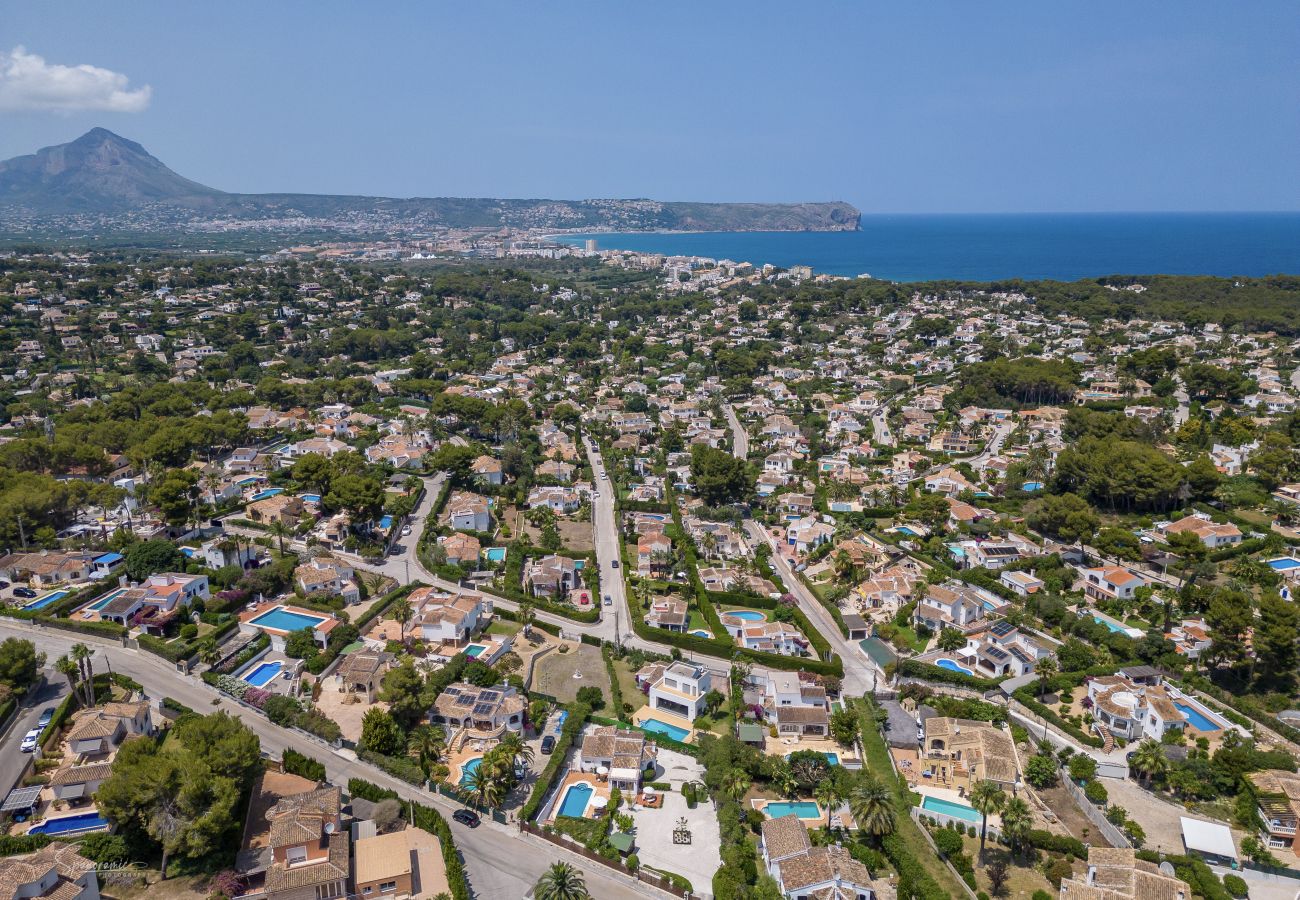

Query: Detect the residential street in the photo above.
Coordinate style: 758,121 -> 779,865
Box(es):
724,403 -> 749,459
0,621 -> 657,900
742,521 -> 879,695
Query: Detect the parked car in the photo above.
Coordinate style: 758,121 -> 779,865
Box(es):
401,525 -> 412,536
452,809 -> 480,827
13,588 -> 35,599
35,707 -> 55,730
603,595 -> 612,607
540,735 -> 557,755
19,728 -> 41,753
610,560 -> 619,569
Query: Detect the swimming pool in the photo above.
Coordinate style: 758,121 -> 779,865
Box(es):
639,718 -> 691,742
689,629 -> 712,639
1022,481 -> 1044,492
1268,557 -> 1300,572
243,661 -> 283,687
935,658 -> 974,676
249,488 -> 284,501
378,515 -> 393,530
484,547 -> 507,562
249,607 -> 328,632
921,795 -> 980,823
25,590 -> 69,611
1093,614 -> 1127,633
88,587 -> 128,611
558,783 -> 594,818
29,812 -> 109,835
726,610 -> 766,622
464,644 -> 487,658
1175,702 -> 1221,732
460,757 -> 482,787
786,752 -> 840,765
301,493 -> 321,503
765,801 -> 821,820
896,526 -> 920,537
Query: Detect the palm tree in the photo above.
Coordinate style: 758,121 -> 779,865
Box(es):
465,762 -> 505,810
999,797 -> 1032,856
848,776 -> 896,843
497,732 -> 534,772
814,780 -> 843,819
721,769 -> 751,803
54,655 -> 79,704
1130,739 -> 1170,789
406,725 -> 445,782
518,601 -> 535,639
533,862 -> 589,900
197,640 -> 220,668
969,780 -> 1006,856
392,599 -> 413,645
1035,656 -> 1058,703
268,521 -> 290,556
71,643 -> 94,707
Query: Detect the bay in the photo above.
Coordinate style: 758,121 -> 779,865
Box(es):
554,212 -> 1300,282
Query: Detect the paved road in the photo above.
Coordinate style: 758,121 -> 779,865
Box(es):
0,622 -> 656,900
871,411 -> 894,449
724,404 -> 749,460
358,471 -> 448,587
969,420 -> 1014,468
0,674 -> 68,799
742,521 -> 878,695
583,438 -> 627,644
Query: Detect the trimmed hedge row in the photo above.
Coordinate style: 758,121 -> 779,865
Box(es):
521,701 -> 592,822
37,617 -> 126,639
345,778 -> 469,900
897,658 -> 1001,691
358,748 -> 424,785
283,748 -> 327,782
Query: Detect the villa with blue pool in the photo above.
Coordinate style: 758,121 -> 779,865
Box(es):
1088,670 -> 1236,743
239,601 -> 341,652
74,572 -> 209,635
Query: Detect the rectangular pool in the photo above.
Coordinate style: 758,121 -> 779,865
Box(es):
464,644 -> 487,658
28,812 -> 109,835
88,588 -> 128,611
920,795 -> 981,823
765,801 -> 821,820
558,783 -> 594,818
25,590 -> 69,611
249,488 -> 284,501
1175,702 -> 1221,732
250,607 -> 328,632
484,547 -> 507,562
243,661 -> 283,687
639,718 -> 690,742
1268,557 -> 1300,572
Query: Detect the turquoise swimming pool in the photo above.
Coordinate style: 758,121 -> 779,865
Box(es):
765,801 -> 821,820
459,756 -> 482,787
243,661 -> 283,687
935,658 -> 974,676
1175,702 -> 1221,732
639,718 -> 690,742
250,607 -> 328,632
88,587 -> 128,611
896,525 -> 921,537
25,590 -> 69,611
485,547 -> 507,562
726,610 -> 766,622
464,643 -> 487,658
558,783 -> 593,818
921,795 -> 981,823
249,488 -> 283,501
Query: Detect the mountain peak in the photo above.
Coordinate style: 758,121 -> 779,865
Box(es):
0,128 -> 224,213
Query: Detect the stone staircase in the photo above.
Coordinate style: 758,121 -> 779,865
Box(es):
1093,721 -> 1115,754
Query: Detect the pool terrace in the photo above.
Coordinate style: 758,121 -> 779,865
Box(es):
545,770 -> 611,824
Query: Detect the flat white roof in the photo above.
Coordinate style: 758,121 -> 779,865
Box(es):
1180,816 -> 1237,859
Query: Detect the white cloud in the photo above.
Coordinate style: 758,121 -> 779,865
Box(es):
0,46 -> 151,113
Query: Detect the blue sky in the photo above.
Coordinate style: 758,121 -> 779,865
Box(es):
2,2 -> 1296,213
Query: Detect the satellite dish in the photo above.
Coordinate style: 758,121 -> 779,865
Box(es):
1158,862 -> 1176,877
324,822 -> 336,834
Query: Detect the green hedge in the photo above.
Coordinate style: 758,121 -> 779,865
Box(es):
882,832 -> 952,900
1027,828 -> 1087,859
0,698 -> 16,730
601,647 -> 627,723
355,581 -> 425,633
138,633 -> 195,663
0,834 -> 51,856
358,748 -> 424,785
283,748 -> 327,782
37,617 -> 127,639
898,658 -> 1001,691
162,697 -> 195,716
521,702 -> 592,822
39,692 -> 77,747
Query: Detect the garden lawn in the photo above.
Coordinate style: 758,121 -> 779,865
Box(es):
611,657 -> 647,715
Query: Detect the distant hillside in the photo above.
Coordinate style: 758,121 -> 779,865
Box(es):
0,129 -> 860,233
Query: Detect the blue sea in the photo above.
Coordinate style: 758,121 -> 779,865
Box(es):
555,212 -> 1300,282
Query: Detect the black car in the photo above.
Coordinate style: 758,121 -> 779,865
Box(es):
540,735 -> 556,755
13,588 -> 36,599
452,809 -> 480,828
36,707 -> 56,730
610,560 -> 619,569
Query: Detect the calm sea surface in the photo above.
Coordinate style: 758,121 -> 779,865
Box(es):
555,213 -> 1300,282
